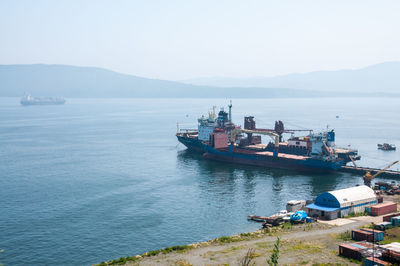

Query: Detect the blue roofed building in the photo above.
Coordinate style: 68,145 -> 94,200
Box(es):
307,185 -> 377,220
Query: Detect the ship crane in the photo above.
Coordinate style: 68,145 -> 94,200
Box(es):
349,156 -> 358,168
249,119 -> 312,142
240,129 -> 280,157
363,160 -> 399,187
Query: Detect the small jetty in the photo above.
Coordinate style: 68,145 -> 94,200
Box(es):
339,165 -> 400,178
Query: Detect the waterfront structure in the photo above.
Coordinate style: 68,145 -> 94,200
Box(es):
306,185 -> 377,220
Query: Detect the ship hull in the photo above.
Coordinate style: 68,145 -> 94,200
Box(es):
176,134 -> 204,153
21,99 -> 66,105
203,145 -> 343,173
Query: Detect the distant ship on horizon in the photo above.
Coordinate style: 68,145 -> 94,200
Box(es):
20,94 -> 66,106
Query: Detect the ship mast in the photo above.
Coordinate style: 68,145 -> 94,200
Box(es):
228,100 -> 232,122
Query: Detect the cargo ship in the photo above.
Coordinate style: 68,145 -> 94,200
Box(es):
176,105 -> 359,165
20,94 -> 66,106
202,138 -> 344,173
201,126 -> 344,173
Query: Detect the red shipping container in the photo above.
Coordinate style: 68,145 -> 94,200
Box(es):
360,228 -> 384,241
352,229 -> 374,242
371,202 -> 398,216
383,212 -> 400,222
211,132 -> 229,149
339,244 -> 362,260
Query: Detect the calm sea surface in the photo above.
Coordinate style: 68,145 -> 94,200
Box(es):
0,97 -> 399,265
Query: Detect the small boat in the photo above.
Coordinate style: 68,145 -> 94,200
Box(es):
248,210 -> 289,223
378,143 -> 396,151
247,215 -> 269,222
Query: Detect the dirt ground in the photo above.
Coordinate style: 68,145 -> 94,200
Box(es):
112,195 -> 400,266
123,218 -> 379,266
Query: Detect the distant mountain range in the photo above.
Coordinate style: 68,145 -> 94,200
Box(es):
182,62 -> 400,94
0,63 -> 399,98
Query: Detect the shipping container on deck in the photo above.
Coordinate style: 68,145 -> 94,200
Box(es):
339,244 -> 362,260
360,228 -> 384,242
352,229 -> 374,242
384,212 -> 400,222
365,257 -> 391,266
371,202 -> 398,216
210,132 -> 229,149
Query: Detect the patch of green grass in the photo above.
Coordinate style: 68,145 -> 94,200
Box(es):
220,246 -> 242,254
175,259 -> 193,266
339,257 -> 363,265
336,230 -> 351,241
147,250 -> 161,256
256,242 -> 273,249
217,235 -> 241,243
102,244 -> 193,265
361,224 -> 374,229
161,245 -> 193,254
287,241 -> 323,254
305,223 -> 313,231
108,257 -> 128,265
280,222 -> 292,230
343,211 -> 368,218
380,226 -> 400,244
240,232 -> 252,237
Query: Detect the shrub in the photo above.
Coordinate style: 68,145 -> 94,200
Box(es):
266,237 -> 281,266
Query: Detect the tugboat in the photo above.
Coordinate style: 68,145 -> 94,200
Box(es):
378,143 -> 396,151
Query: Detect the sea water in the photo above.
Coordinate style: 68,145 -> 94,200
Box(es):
0,97 -> 399,265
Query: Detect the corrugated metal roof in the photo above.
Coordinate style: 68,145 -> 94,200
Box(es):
328,185 -> 376,205
381,242 -> 400,253
306,203 -> 339,212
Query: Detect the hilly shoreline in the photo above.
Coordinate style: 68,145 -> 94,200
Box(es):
0,63 -> 399,98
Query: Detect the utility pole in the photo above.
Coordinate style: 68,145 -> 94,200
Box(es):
372,222 -> 375,263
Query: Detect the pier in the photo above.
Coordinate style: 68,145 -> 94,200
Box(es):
339,165 -> 400,178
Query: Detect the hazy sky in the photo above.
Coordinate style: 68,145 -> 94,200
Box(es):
1,0 -> 399,80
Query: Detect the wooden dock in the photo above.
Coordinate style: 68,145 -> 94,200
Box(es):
339,165 -> 400,178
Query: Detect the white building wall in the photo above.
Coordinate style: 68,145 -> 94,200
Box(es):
339,199 -> 377,217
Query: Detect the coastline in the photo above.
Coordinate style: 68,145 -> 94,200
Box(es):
97,218 -> 374,266
97,195 -> 400,266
